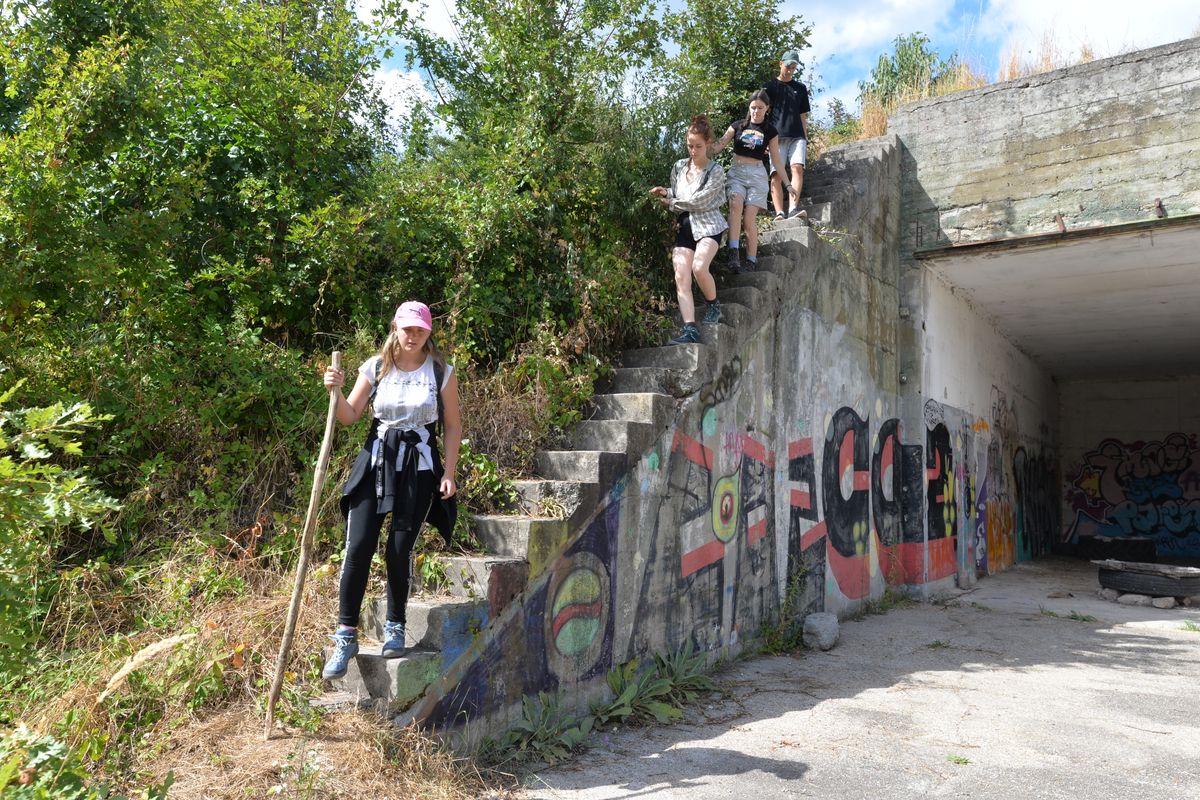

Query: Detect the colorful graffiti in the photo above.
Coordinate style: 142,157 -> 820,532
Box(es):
1065,433 -> 1200,558
415,395 -> 1056,733
786,407 -> 956,600
419,504 -> 618,729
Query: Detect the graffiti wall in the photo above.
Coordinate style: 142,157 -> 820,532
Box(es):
1064,434 -> 1200,559
406,143 -> 1060,740
410,305 -> 1059,737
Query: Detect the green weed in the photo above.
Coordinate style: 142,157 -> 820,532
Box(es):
760,570 -> 807,654
1180,620 -> 1200,633
947,754 -> 971,765
478,691 -> 593,767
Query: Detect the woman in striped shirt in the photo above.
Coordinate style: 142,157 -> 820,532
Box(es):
649,114 -> 728,345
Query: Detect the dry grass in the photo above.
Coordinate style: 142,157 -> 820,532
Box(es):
138,706 -> 514,800
20,561 -> 344,751
998,29 -> 1101,81
858,62 -> 988,138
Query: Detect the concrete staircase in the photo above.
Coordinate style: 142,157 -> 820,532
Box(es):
315,135 -> 897,717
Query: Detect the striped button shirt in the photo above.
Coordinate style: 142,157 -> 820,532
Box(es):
667,157 -> 728,239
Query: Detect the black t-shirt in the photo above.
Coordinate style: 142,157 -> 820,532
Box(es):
730,119 -> 778,163
765,78 -> 810,139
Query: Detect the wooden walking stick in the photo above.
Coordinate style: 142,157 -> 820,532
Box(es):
264,351 -> 341,739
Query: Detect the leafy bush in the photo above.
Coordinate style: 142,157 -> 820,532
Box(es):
0,384 -> 118,677
0,725 -> 171,799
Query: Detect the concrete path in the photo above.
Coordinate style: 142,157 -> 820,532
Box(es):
522,558 -> 1200,800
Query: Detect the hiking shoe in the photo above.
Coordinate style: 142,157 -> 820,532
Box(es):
744,257 -> 759,272
321,631 -> 358,679
773,211 -> 786,220
787,206 -> 808,220
702,300 -> 722,324
727,248 -> 741,273
381,621 -> 407,658
669,323 -> 701,345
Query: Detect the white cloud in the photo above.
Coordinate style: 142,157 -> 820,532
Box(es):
355,0 -> 460,41
786,0 -> 959,66
373,65 -> 437,135
981,0 -> 1200,64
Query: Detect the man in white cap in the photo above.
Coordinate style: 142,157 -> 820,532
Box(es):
765,49 -> 811,219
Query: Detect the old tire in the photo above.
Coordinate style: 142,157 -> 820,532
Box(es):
1098,567 -> 1200,597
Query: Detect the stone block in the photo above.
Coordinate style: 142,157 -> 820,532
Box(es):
1098,588 -> 1120,602
802,612 -> 840,651
1151,596 -> 1177,609
1116,593 -> 1153,607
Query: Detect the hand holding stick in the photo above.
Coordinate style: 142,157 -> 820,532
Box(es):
264,351 -> 341,740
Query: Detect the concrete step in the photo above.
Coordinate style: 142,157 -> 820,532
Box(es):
711,300 -> 752,332
536,449 -> 627,488
472,514 -> 570,565
720,285 -> 768,315
587,392 -> 676,427
414,554 -> 528,614
727,269 -> 782,298
512,478 -> 599,525
759,219 -> 814,249
609,365 -> 680,395
362,596 -> 488,661
328,646 -> 441,712
621,342 -> 714,372
569,419 -> 656,457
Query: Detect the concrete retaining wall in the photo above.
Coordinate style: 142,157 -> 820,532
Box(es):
1060,377 -> 1200,559
889,36 -> 1200,249
406,135 -> 1062,742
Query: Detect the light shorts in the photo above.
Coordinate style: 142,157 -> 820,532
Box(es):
771,137 -> 807,173
727,161 -> 770,210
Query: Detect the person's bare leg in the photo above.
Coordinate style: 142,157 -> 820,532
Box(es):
692,238 -> 720,302
728,193 -> 745,247
744,205 -> 760,260
673,247 -> 696,323
770,172 -> 785,215
792,163 -> 805,202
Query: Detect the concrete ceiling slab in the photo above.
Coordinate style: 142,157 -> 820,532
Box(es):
917,218 -> 1200,380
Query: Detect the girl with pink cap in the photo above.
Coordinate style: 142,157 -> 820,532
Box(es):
318,301 -> 462,679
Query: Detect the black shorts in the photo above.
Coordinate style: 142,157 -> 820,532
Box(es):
674,213 -> 721,251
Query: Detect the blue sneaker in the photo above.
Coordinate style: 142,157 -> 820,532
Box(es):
321,630 -> 358,679
702,300 -> 722,324
381,621 -> 407,658
669,323 -> 701,345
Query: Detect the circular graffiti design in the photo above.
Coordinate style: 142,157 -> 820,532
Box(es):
711,473 -> 740,543
544,551 -> 610,684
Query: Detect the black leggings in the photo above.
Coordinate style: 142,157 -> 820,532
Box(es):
338,469 -> 436,627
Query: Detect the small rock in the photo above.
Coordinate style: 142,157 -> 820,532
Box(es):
802,612 -> 840,651
1098,588 -> 1120,602
1116,593 -> 1153,607
1183,596 -> 1198,608
1151,596 -> 1177,609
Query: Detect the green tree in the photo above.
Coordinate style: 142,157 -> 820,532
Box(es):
857,33 -> 961,107
657,0 -> 811,133
0,383 -> 117,676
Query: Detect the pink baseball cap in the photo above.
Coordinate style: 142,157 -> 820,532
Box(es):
393,301 -> 432,331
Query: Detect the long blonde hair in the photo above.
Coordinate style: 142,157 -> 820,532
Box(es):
377,324 -> 444,381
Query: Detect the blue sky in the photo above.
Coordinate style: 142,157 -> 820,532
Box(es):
362,0 -> 1200,126
799,0 -> 1200,117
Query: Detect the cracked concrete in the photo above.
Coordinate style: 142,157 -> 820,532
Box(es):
522,558 -> 1200,800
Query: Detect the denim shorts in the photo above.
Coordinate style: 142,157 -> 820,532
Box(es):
727,161 -> 770,210
772,137 -> 807,172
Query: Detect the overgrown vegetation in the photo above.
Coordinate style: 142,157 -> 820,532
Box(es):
809,28 -> 1105,149
480,641 -> 716,769
759,571 -> 807,654
0,0 -> 808,793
